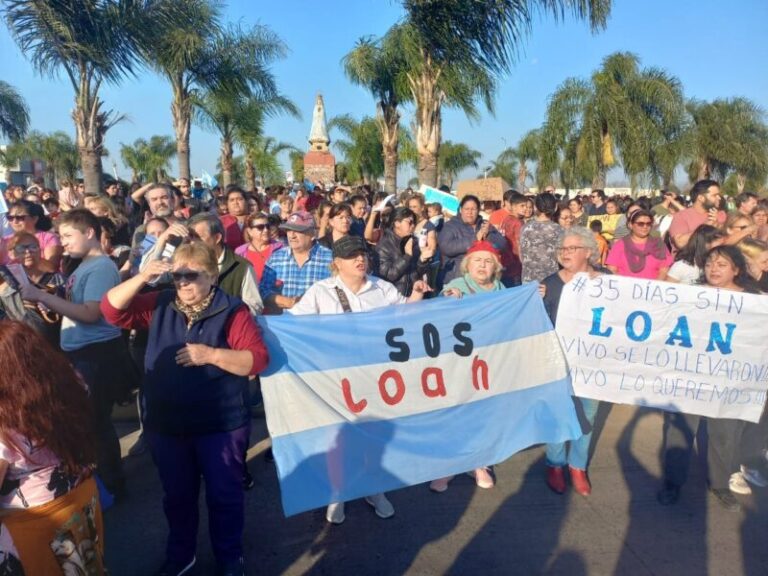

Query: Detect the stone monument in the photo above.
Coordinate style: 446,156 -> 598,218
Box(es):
303,94 -> 335,184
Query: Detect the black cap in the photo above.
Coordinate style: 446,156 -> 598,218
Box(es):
332,235 -> 367,259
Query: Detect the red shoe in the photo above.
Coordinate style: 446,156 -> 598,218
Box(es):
569,466 -> 592,496
546,465 -> 566,494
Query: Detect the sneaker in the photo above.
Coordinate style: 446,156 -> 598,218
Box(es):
740,465 -> 768,488
429,477 -> 452,493
326,501 -> 345,524
216,556 -> 245,576
467,467 -> 495,489
365,493 -> 395,519
729,472 -> 752,495
657,482 -> 680,506
711,488 -> 742,511
156,556 -> 196,576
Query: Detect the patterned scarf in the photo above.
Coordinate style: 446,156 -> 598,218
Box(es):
175,289 -> 215,328
622,236 -> 667,273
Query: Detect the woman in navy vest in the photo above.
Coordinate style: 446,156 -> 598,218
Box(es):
101,241 -> 268,576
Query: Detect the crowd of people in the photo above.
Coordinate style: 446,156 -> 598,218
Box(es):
0,174 -> 766,575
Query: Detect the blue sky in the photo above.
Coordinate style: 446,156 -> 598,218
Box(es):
1,0 -> 767,185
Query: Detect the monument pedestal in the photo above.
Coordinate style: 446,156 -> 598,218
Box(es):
304,150 -> 335,185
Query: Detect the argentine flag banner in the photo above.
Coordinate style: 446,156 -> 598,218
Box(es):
258,283 -> 582,516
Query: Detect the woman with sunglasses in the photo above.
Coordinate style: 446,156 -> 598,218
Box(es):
4,201 -> 62,272
4,232 -> 66,347
605,209 -> 672,280
101,241 -> 269,576
235,213 -> 283,283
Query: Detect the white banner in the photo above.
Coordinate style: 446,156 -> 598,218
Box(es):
556,273 -> 768,422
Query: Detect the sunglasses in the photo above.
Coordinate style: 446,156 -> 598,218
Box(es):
249,223 -> 269,231
12,244 -> 40,254
171,271 -> 202,283
633,221 -> 653,227
8,215 -> 29,221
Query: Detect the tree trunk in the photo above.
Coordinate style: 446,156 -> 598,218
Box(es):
245,155 -> 256,192
696,157 -> 710,181
220,137 -> 233,188
131,169 -> 139,183
410,60 -> 442,188
736,172 -> 746,194
377,102 -> 400,195
518,163 -> 528,191
172,80 -> 192,181
592,165 -> 607,189
73,78 -> 107,195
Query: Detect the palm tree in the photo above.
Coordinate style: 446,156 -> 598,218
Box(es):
144,135 -> 177,181
146,0 -> 287,181
541,52 -> 685,189
342,29 -> 411,194
242,137 -> 297,190
488,147 -> 518,186
289,150 -> 305,184
438,141 -> 480,188
397,0 -> 611,187
687,98 -> 768,192
3,130 -> 79,185
195,89 -> 298,188
329,115 -> 384,185
515,129 -> 541,190
2,0 -> 181,195
120,139 -> 150,183
0,80 -> 29,141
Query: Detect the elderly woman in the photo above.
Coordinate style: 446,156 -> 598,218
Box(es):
541,227 -> 603,496
0,321 -> 104,575
605,209 -> 672,280
4,200 -> 61,271
375,207 -> 435,296
235,213 -> 283,283
101,242 -> 269,576
290,235 -> 429,525
429,240 -> 506,493
2,232 -> 66,346
438,195 -> 507,286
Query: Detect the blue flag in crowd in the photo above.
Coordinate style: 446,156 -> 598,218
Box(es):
258,283 -> 582,516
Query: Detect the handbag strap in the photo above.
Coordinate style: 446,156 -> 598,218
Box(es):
333,286 -> 353,313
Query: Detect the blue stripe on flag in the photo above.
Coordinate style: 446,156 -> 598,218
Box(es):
272,377 -> 581,516
258,282 -> 550,376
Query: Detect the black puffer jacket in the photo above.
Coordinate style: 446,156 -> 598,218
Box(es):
374,229 -> 430,296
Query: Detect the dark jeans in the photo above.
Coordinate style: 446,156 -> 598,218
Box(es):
146,425 -> 248,565
67,337 -> 131,494
741,406 -> 768,469
662,411 -> 746,490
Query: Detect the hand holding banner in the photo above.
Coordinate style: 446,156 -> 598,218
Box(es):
556,273 -> 768,422
259,283 -> 581,516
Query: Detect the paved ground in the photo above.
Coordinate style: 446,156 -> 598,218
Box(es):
105,403 -> 768,576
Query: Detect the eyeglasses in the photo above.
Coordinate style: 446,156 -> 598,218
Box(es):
172,271 -> 202,283
249,223 -> 269,231
557,246 -> 586,253
632,221 -> 653,228
8,215 -> 29,222
12,244 -> 39,254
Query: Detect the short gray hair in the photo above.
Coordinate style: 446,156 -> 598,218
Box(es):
559,226 -> 599,266
188,212 -> 225,246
